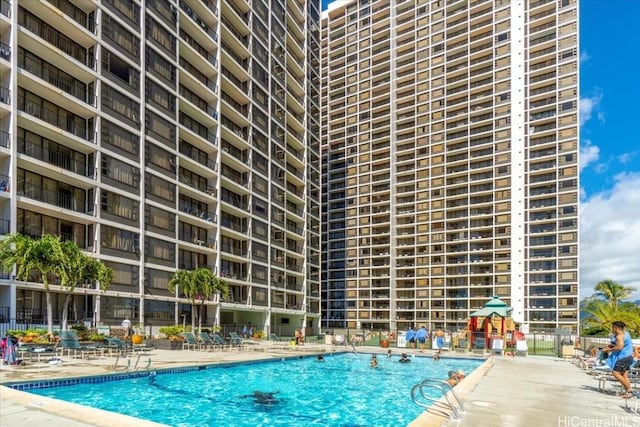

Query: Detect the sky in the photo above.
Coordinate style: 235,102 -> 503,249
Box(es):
320,1 -> 640,300
579,1 -> 640,300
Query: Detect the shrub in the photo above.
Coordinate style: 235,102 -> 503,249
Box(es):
87,333 -> 105,342
159,326 -> 183,339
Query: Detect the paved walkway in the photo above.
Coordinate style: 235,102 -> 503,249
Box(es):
0,347 -> 638,426
438,356 -> 640,427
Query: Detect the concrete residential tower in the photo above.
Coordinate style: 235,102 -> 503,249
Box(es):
0,0 -> 322,336
320,0 -> 579,333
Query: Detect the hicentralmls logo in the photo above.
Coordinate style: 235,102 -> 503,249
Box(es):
557,415 -> 638,427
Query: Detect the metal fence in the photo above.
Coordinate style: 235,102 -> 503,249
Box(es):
318,328 -> 612,357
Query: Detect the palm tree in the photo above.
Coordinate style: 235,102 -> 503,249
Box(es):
582,298 -> 619,331
0,233 -> 64,334
191,268 -> 228,332
581,279 -> 640,337
593,279 -> 636,307
58,240 -> 113,330
168,269 -> 197,331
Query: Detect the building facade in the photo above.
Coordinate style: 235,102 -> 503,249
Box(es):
0,0 -> 322,336
320,0 -> 579,333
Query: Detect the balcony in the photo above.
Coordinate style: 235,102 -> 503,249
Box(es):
18,136 -> 91,177
18,182 -> 87,213
18,94 -> 92,141
44,0 -> 96,33
179,112 -> 216,145
18,48 -> 88,103
19,7 -> 94,70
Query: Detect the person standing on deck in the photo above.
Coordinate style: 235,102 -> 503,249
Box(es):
405,326 -> 416,350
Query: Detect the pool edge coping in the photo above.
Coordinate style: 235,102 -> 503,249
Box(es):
408,357 -> 495,427
0,385 -> 170,427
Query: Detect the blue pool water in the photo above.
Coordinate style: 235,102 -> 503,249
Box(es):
23,353 -> 484,426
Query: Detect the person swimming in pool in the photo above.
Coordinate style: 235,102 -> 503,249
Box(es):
399,353 -> 411,363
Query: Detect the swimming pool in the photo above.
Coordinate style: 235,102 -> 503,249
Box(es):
15,353 -> 484,426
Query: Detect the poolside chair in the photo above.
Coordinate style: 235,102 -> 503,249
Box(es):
270,333 -> 287,342
228,332 -> 249,350
59,330 -> 101,358
198,332 -> 220,351
104,336 -> 131,356
180,332 -> 201,351
19,342 -> 61,363
574,345 -> 598,368
212,333 -> 231,350
515,340 -> 528,356
491,338 -> 504,356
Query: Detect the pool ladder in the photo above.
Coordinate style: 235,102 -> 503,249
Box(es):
112,353 -> 152,372
410,379 -> 465,422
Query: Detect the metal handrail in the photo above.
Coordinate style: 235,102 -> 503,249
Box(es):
411,379 -> 465,421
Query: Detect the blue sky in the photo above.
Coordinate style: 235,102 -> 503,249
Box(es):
320,1 -> 640,299
579,1 -> 640,300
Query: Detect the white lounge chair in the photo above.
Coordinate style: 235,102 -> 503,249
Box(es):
515,340 -> 528,356
491,338 -> 504,355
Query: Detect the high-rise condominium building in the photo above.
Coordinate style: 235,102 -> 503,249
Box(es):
320,0 -> 579,333
0,0 -> 322,336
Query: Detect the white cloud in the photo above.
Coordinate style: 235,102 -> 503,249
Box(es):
580,50 -> 590,63
579,172 -> 640,300
579,140 -> 600,173
579,93 -> 603,127
617,151 -> 638,165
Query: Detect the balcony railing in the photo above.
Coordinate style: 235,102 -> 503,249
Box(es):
18,95 -> 91,141
179,142 -> 217,170
18,137 -> 90,176
178,203 -> 215,222
180,57 -> 217,92
179,84 -> 216,117
0,130 -> 9,148
18,48 -> 88,103
179,28 -> 217,66
0,0 -> 9,17
44,0 -> 96,33
19,7 -> 93,69
180,0 -> 218,41
18,182 -> 86,213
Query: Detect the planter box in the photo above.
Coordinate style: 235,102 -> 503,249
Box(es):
146,339 -> 183,350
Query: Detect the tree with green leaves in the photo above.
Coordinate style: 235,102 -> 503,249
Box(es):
581,279 -> 639,336
58,240 -> 113,330
593,279 -> 635,308
191,267 -> 228,332
0,233 -> 65,334
168,269 -> 197,331
168,268 -> 228,332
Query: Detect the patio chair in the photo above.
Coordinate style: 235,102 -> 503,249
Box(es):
198,332 -> 220,351
19,341 -> 61,363
104,336 -> 129,356
515,340 -> 528,356
58,330 -> 101,358
228,332 -> 246,350
269,333 -> 288,342
212,333 -> 231,350
180,332 -> 201,351
491,338 -> 504,355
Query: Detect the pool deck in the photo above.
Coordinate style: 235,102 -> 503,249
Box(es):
0,346 -> 638,426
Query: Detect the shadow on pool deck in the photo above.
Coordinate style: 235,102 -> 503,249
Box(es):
1,348 -> 638,427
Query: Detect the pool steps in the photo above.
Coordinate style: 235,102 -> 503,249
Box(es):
410,378 -> 465,422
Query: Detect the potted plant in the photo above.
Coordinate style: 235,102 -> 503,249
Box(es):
131,323 -> 144,345
380,332 -> 390,348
